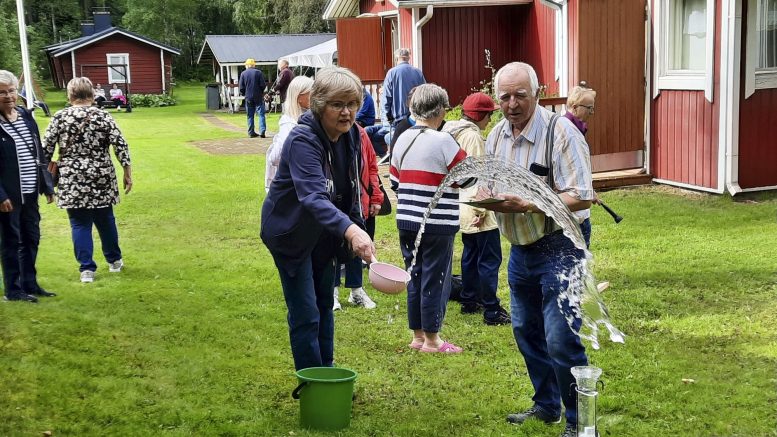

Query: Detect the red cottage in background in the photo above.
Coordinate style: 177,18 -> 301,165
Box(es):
325,0 -> 777,194
44,10 -> 180,95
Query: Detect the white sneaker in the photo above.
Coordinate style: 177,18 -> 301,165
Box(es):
80,270 -> 95,283
333,287 -> 342,311
109,259 -> 124,272
348,287 -> 377,309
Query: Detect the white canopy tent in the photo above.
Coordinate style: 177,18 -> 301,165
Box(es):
283,38 -> 337,69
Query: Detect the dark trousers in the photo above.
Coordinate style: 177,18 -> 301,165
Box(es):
508,231 -> 589,425
399,230 -> 454,333
0,193 -> 42,296
460,229 -> 503,311
67,207 -> 122,272
580,217 -> 591,248
245,98 -> 267,135
274,254 -> 337,371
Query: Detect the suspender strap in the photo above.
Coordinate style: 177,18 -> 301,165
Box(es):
543,114 -> 561,234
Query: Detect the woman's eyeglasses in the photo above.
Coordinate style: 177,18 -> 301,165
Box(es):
0,89 -> 18,97
327,101 -> 361,112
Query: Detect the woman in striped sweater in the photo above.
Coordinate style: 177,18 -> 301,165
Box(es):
389,84 -> 473,353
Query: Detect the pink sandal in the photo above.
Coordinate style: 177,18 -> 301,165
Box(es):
420,341 -> 463,353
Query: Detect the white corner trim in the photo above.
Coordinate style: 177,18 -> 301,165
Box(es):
160,49 -> 166,94
652,0 -> 660,99
71,51 -> 76,80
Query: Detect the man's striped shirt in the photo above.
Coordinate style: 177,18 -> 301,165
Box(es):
485,105 -> 593,246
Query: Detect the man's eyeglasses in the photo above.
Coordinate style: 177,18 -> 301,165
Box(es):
0,89 -> 18,97
327,101 -> 361,112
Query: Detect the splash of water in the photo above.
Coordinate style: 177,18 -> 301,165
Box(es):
407,156 -> 624,349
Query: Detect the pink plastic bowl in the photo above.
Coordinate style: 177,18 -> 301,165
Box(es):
369,262 -> 411,294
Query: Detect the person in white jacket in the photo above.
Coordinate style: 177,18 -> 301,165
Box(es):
264,76 -> 314,192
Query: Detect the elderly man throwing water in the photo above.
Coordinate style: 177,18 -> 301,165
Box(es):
479,62 -> 594,437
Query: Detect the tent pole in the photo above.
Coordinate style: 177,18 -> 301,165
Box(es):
16,0 -> 35,111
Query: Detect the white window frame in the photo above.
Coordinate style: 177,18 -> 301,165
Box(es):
106,53 -> 131,84
745,0 -> 777,97
654,0 -> 716,101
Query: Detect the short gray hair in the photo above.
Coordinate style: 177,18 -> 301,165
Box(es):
0,70 -> 19,88
67,77 -> 95,102
395,48 -> 411,60
494,62 -> 539,97
409,83 -> 449,121
310,66 -> 363,118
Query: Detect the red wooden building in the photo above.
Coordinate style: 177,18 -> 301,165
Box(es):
325,0 -> 777,194
325,0 -> 647,177
650,0 -> 777,193
45,11 -> 180,95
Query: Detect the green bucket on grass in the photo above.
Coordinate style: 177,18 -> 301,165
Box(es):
292,367 -> 357,431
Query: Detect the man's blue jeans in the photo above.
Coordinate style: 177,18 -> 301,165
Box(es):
274,254 -> 336,371
67,207 -> 122,272
508,231 -> 589,425
460,229 -> 503,311
245,98 -> 266,136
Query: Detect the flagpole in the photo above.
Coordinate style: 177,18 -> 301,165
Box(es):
16,0 -> 35,111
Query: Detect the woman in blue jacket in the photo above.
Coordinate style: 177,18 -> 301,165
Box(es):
0,70 -> 56,303
261,66 -> 376,371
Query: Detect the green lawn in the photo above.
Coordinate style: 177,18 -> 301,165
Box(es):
1,83 -> 775,436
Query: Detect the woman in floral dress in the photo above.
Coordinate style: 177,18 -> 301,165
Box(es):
43,77 -> 132,283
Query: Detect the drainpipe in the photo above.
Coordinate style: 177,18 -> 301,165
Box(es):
412,5 -> 433,69
723,0 -> 743,195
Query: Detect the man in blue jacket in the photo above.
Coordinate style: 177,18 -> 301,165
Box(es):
239,58 -> 267,138
381,48 -> 425,127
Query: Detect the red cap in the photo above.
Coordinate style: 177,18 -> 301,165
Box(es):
462,92 -> 499,121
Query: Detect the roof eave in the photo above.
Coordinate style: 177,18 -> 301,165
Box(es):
50,28 -> 182,57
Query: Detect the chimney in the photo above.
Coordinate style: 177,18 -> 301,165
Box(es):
93,10 -> 112,33
81,21 -> 95,37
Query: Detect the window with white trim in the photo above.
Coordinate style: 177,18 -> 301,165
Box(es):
756,0 -> 777,70
746,0 -> 777,95
107,53 -> 130,84
655,0 -> 715,99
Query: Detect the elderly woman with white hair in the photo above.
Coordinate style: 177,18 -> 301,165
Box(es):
43,77 -> 132,284
0,70 -> 56,303
264,75 -> 314,192
261,66 -> 375,371
389,83 -> 473,353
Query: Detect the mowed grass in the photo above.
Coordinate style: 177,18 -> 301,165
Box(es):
1,84 -> 776,436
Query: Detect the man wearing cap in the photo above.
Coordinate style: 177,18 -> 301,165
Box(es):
442,92 -> 511,326
239,58 -> 267,138
381,48 -> 426,128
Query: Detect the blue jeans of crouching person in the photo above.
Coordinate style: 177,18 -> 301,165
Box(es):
508,231 -> 589,426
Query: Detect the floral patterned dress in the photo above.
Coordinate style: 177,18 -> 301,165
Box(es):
43,106 -> 131,209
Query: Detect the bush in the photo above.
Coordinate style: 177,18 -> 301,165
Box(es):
129,93 -> 177,107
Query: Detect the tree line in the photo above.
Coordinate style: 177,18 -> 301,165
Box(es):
2,0 -> 333,88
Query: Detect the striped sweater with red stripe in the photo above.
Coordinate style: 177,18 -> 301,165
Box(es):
389,126 -> 471,235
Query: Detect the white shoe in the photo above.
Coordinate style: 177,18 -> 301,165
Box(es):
80,270 -> 95,283
109,259 -> 124,272
348,287 -> 376,309
333,287 -> 342,311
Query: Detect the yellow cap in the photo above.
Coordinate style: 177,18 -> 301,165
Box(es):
245,58 -> 256,67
